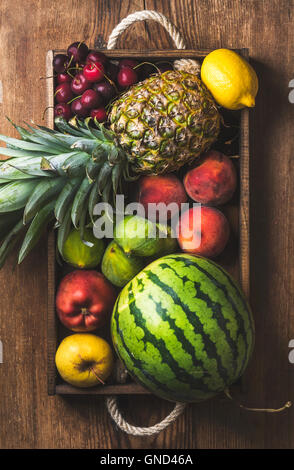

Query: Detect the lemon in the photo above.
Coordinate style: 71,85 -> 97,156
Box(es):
201,48 -> 258,110
63,227 -> 104,268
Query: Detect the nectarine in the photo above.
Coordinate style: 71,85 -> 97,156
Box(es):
136,174 -> 187,221
177,205 -> 230,258
184,150 -> 237,206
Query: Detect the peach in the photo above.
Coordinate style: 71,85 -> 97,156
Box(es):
184,150 -> 237,205
177,206 -> 230,258
136,174 -> 187,221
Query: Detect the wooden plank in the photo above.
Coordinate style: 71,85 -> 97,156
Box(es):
239,108 -> 250,297
46,50 -> 58,396
47,230 -> 57,395
56,383 -> 150,395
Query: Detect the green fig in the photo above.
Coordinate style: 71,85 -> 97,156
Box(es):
102,240 -> 145,287
62,227 -> 104,269
114,215 -> 161,257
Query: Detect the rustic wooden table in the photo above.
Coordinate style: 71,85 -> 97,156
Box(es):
0,0 -> 293,449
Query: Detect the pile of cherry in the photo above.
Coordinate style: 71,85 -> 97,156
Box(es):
53,41 -> 172,122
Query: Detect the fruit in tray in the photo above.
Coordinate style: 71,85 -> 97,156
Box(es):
201,48 -> 258,110
55,333 -> 114,388
102,240 -> 145,287
0,42 -> 259,399
111,253 -> 254,402
109,69 -> 220,174
114,215 -> 177,257
136,174 -> 187,221
0,50 -> 223,266
56,270 -> 116,332
184,150 -> 237,206
62,227 -> 104,268
177,206 -> 230,258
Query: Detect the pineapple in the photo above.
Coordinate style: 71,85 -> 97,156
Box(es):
110,69 -> 220,174
0,64 -> 220,268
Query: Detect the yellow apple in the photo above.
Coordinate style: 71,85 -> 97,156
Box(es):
55,333 -> 114,388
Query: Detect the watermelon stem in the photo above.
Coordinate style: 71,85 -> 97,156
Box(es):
224,388 -> 292,413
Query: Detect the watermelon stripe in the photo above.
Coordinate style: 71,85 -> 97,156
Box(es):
113,297 -> 211,402
112,300 -> 174,396
211,262 -> 255,375
167,255 -> 252,374
145,269 -> 230,383
159,261 -> 240,376
148,294 -> 214,392
127,284 -> 215,391
176,258 -> 248,332
213,262 -> 255,339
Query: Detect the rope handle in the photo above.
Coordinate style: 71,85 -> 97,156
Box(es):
106,396 -> 186,436
107,10 -> 186,50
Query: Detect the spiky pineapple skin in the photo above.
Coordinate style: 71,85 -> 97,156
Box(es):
109,70 -> 220,175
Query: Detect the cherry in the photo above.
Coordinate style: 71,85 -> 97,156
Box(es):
90,107 -> 107,123
117,66 -> 138,88
81,89 -> 102,109
55,83 -> 73,103
57,72 -> 72,84
54,103 -> 72,120
71,98 -> 89,118
83,61 -> 105,82
53,54 -> 69,74
71,72 -> 91,94
106,62 -> 119,82
119,58 -> 139,69
86,50 -> 107,65
67,41 -> 89,63
93,81 -> 116,104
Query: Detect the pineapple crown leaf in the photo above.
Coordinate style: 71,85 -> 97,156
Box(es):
40,157 -> 55,171
97,162 -> 113,195
0,116 -> 138,269
54,117 -> 85,137
5,117 -> 32,141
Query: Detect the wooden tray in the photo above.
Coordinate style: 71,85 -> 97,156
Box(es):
46,48 -> 250,396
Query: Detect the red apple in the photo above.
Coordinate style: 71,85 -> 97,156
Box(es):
177,206 -> 230,258
56,270 -> 116,332
184,150 -> 237,206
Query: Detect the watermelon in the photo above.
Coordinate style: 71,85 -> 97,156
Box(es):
111,254 -> 255,403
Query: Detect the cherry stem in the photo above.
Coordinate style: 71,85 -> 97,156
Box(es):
67,54 -> 74,69
67,66 -> 83,72
40,74 -> 56,80
155,59 -> 174,67
134,61 -> 161,74
42,106 -> 54,120
67,95 -> 82,105
104,73 -> 118,93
